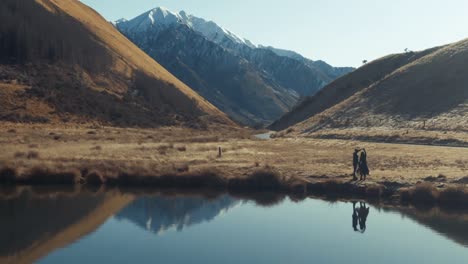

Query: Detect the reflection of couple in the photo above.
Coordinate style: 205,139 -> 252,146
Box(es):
353,148 -> 370,181
352,201 -> 369,233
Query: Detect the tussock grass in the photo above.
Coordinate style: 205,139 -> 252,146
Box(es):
401,183 -> 438,205
175,145 -> 187,152
399,184 -> 468,207
365,186 -> 383,198
228,166 -> 283,191
439,187 -> 468,206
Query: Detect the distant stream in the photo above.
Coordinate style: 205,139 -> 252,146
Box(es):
254,132 -> 274,140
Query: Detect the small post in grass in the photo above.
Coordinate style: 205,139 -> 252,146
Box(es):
218,146 -> 222,158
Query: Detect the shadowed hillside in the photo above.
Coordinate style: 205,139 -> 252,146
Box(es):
0,0 -> 233,127
271,38 -> 468,133
125,23 -> 297,126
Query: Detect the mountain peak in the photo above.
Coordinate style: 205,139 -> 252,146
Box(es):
118,7 -> 256,49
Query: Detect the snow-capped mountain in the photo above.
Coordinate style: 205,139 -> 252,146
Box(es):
116,7 -> 354,126
116,195 -> 240,234
118,7 -> 255,49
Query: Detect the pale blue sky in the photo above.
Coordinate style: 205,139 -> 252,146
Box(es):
81,0 -> 468,67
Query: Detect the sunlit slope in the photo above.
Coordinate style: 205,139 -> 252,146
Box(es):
269,46 -> 442,130
0,0 -> 233,126
274,39 -> 467,133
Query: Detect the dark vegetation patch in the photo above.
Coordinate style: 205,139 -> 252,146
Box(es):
17,167 -> 82,185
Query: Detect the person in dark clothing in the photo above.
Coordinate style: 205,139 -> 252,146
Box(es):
358,202 -> 370,233
359,149 -> 370,180
352,149 -> 360,180
352,201 -> 359,231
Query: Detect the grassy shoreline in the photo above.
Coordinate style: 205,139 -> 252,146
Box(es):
1,164 -> 468,209
1,123 -> 467,208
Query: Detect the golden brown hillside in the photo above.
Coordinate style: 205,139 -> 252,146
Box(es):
269,46 -> 442,131
0,0 -> 233,127
273,39 -> 467,137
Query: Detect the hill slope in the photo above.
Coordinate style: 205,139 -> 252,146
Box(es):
271,39 -> 467,134
269,46 -> 442,130
116,7 -> 353,126
0,0 -> 233,127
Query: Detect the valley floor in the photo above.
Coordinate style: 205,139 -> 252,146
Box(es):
0,123 -> 467,205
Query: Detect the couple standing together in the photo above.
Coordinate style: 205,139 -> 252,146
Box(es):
353,148 -> 370,181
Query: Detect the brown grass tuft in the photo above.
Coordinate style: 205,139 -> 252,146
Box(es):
176,145 -> 187,152
174,163 -> 190,173
228,166 -> 283,191
91,145 -> 102,151
27,151 -> 40,159
366,185 -> 384,198
400,183 -> 438,205
438,187 -> 468,205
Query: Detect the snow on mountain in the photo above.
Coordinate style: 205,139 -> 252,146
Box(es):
258,45 -> 306,61
117,7 -> 256,49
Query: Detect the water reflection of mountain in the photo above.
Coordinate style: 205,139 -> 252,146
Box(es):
116,195 -> 240,234
0,188 -> 133,264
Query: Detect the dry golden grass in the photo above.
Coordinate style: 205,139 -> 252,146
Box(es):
0,123 -> 466,182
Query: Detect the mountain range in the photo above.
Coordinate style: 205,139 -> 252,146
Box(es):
116,7 -> 353,126
116,195 -> 239,234
0,0 -> 232,128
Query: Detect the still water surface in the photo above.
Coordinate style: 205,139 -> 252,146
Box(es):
1,190 -> 467,264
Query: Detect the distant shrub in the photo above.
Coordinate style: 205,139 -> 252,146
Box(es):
400,183 -> 438,205
85,170 -> 105,185
176,145 -> 187,152
229,166 -> 283,191
27,151 -> 39,159
439,187 -> 468,205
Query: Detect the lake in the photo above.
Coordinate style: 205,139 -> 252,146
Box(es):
1,189 -> 467,264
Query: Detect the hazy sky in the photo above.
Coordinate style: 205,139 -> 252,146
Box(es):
81,0 -> 468,67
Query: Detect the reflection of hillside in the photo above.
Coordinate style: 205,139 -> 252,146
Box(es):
116,195 -> 239,234
382,206 -> 468,247
0,189 -> 133,264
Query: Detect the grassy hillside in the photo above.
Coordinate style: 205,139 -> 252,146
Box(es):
269,46 -> 442,131
0,0 -> 233,127
272,38 -> 468,136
